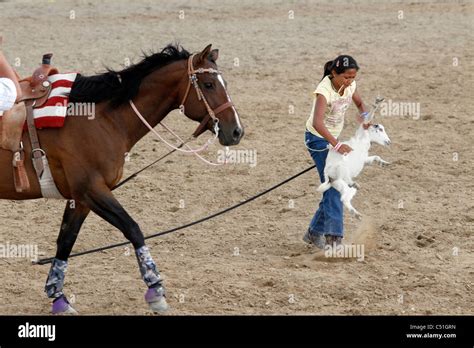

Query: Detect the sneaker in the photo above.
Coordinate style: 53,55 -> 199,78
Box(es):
303,229 -> 326,249
325,235 -> 342,246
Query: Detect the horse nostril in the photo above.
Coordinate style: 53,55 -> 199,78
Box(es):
233,127 -> 243,140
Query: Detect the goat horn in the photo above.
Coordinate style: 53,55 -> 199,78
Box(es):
364,96 -> 385,124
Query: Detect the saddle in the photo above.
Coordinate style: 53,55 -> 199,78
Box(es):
0,53 -> 57,192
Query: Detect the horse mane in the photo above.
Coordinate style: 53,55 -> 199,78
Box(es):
68,44 -> 191,108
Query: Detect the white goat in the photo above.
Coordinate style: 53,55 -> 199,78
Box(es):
317,99 -> 391,219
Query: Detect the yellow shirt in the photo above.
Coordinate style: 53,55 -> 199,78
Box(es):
306,76 -> 356,138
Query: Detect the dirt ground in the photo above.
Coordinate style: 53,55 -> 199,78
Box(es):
0,0 -> 472,315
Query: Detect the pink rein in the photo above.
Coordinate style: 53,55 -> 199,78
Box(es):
129,100 -> 225,166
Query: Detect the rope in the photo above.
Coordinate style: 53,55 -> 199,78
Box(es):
305,140 -> 330,152
129,100 -> 218,154
35,164 -> 316,265
159,122 -> 224,166
112,142 -> 187,190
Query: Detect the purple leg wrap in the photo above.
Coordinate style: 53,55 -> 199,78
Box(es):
52,296 -> 71,314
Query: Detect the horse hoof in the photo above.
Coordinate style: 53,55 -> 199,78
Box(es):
52,296 -> 77,315
145,286 -> 169,313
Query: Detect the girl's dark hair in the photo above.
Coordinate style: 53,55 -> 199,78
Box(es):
322,55 -> 359,79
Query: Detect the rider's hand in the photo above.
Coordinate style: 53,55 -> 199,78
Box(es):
338,144 -> 352,155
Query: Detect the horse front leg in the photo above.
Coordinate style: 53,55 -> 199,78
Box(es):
82,184 -> 168,313
45,200 -> 90,315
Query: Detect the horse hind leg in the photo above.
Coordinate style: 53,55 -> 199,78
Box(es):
45,200 -> 90,315
331,179 -> 362,219
83,184 -> 168,313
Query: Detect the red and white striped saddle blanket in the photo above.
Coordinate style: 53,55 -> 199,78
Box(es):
29,72 -> 78,128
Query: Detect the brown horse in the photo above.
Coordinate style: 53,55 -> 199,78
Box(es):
0,44 -> 244,314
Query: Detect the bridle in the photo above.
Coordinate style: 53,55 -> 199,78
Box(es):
128,53 -> 235,165
178,53 -> 234,138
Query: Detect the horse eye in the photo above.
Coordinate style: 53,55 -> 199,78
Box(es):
204,82 -> 214,89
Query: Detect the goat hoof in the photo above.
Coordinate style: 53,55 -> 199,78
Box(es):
350,210 -> 362,220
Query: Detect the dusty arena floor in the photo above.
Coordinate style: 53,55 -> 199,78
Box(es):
0,0 -> 472,315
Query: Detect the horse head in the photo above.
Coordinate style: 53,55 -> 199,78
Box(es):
178,44 -> 244,146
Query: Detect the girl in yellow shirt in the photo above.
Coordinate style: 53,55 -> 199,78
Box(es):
303,55 -> 369,248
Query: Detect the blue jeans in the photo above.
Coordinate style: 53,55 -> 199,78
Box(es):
305,131 -> 344,237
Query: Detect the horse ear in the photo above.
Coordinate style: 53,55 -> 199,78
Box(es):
198,44 -> 213,63
209,49 -> 219,62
